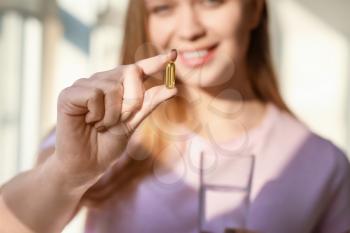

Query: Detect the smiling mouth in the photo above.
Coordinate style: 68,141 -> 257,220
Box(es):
178,44 -> 219,68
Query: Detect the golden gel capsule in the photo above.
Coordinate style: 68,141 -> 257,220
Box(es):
165,61 -> 175,89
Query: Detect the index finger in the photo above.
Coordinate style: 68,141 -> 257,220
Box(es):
136,49 -> 177,76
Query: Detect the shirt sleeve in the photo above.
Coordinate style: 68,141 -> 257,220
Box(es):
316,145 -> 350,233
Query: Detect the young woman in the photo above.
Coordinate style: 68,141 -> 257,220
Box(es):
1,0 -> 349,232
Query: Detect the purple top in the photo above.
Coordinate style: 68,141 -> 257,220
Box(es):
69,104 -> 350,233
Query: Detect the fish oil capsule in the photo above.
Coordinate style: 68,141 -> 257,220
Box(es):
165,61 -> 175,89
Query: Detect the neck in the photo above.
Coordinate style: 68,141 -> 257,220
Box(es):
178,65 -> 267,142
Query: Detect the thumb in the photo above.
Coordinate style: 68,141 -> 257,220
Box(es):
126,85 -> 178,132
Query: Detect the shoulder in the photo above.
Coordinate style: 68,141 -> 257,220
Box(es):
260,104 -> 349,180
309,133 -> 349,179
306,137 -> 350,232
269,104 -> 350,182
310,134 -> 350,187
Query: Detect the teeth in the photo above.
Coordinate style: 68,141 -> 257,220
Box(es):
183,50 -> 208,59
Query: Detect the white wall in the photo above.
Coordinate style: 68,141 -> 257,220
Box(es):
269,0 -> 349,152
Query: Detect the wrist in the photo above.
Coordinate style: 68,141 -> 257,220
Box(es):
39,154 -> 103,197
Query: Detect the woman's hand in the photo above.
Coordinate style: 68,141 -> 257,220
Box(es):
55,50 -> 178,186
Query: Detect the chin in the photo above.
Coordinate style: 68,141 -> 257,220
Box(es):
177,63 -> 235,88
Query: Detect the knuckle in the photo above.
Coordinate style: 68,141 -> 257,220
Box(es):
110,67 -> 123,80
90,88 -> 103,102
124,97 -> 143,111
124,64 -> 143,77
58,87 -> 72,102
102,80 -> 121,93
73,78 -> 88,86
91,72 -> 104,80
89,78 -> 122,94
57,87 -> 76,111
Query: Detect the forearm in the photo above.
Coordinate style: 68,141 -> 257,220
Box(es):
0,154 -> 99,233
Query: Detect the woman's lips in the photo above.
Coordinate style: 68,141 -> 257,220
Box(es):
178,44 -> 218,68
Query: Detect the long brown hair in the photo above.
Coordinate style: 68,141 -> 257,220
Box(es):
82,0 -> 291,207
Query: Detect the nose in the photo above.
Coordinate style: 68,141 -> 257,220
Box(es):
177,5 -> 206,42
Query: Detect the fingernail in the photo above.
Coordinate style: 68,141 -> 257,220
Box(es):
96,126 -> 106,132
170,49 -> 177,61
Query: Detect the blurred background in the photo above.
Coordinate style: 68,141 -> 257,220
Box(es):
0,0 -> 349,232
